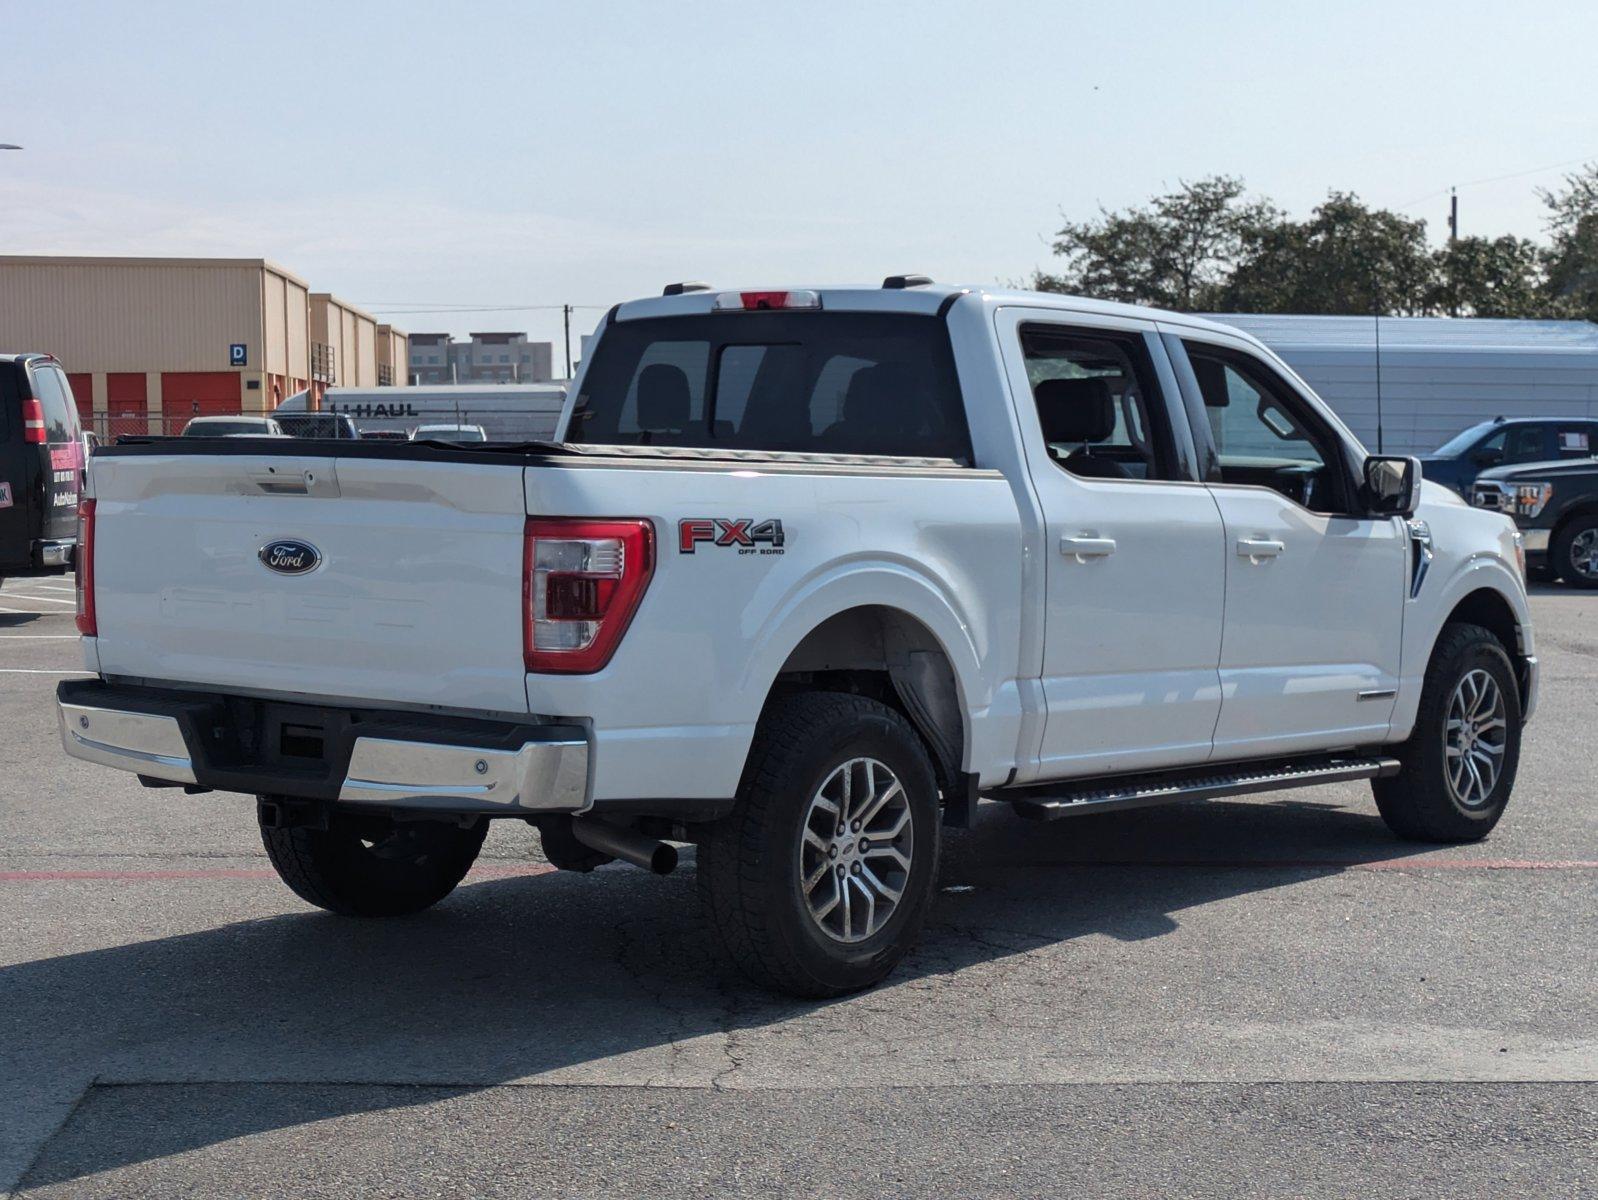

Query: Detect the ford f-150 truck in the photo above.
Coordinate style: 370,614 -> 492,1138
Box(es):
58,281 -> 1538,997
1472,455 -> 1598,588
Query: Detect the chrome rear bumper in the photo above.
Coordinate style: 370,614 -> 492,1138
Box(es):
57,685 -> 589,814
339,735 -> 588,812
60,701 -> 197,783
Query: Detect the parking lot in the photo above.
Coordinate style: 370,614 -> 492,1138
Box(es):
0,576 -> 1593,1197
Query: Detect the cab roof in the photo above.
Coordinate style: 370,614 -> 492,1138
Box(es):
614,283 -> 1253,341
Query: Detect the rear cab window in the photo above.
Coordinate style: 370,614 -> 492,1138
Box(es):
568,313 -> 972,461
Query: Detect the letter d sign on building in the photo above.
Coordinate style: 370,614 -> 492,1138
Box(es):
229,343 -> 248,367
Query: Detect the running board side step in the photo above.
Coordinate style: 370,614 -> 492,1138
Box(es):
1004,754 -> 1402,822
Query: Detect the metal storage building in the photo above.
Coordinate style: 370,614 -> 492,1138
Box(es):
1209,313 -> 1598,457
0,256 -> 404,437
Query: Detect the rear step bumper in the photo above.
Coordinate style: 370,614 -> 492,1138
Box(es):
1005,753 -> 1402,821
37,539 -> 75,568
57,679 -> 589,815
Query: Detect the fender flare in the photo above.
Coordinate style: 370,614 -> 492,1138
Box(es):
738,555 -> 990,763
1392,553 -> 1531,739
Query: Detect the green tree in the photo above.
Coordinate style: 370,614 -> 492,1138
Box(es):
1218,192 -> 1436,315
1032,176 -> 1279,310
1539,163 -> 1598,322
1428,235 -> 1546,318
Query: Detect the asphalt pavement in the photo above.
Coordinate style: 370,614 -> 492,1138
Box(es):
1,575 -> 1594,1197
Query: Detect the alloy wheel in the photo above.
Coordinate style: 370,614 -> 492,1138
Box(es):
799,757 -> 914,943
1443,668 -> 1507,808
1569,527 -> 1598,580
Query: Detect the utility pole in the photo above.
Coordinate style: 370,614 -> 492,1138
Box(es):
1448,187 -> 1458,243
563,304 -> 573,379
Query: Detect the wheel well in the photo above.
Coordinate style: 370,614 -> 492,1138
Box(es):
767,606 -> 965,795
1551,502 -> 1598,548
1443,587 -> 1523,663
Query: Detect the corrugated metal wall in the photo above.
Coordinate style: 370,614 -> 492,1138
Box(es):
310,294 -> 382,388
0,257 -> 266,373
1211,314 -> 1598,456
284,280 -> 309,376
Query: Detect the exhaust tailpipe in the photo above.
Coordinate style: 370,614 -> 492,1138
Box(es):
572,818 -> 678,876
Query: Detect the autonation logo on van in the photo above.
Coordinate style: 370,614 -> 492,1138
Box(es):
258,539 -> 322,575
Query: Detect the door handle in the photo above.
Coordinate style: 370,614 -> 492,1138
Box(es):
1061,534 -> 1117,560
1237,537 -> 1285,561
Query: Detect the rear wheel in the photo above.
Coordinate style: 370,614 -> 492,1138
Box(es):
1552,516 -> 1598,589
698,692 -> 941,998
259,805 -> 487,916
1372,623 -> 1521,842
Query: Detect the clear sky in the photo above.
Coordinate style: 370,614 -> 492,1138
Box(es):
5,0 -> 1596,359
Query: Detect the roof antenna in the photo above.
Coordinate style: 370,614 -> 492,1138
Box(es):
1372,285 -> 1385,455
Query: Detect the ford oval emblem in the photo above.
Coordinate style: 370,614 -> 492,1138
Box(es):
259,539 -> 321,575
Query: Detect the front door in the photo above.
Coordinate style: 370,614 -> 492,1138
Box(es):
1171,333 -> 1406,759
997,308 -> 1226,779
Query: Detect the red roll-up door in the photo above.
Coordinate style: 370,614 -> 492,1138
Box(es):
162,372 -> 242,433
106,373 -> 148,439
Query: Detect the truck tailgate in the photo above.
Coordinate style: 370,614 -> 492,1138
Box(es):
89,452 -> 529,714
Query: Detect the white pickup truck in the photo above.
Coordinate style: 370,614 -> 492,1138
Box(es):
59,280 -> 1537,997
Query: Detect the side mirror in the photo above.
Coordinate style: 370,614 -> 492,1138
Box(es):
1362,455 -> 1421,517
1472,446 -> 1504,467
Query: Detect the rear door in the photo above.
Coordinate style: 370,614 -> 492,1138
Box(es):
996,307 -> 1227,778
25,362 -> 83,544
0,364 -> 30,569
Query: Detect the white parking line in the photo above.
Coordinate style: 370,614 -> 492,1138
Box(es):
17,583 -> 76,593
0,668 -> 91,675
0,592 -> 76,605
0,635 -> 80,639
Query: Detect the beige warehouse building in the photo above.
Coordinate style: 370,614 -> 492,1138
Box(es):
0,256 -> 404,436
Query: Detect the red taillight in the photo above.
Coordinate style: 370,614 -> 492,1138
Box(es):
523,518 -> 654,673
21,395 -> 47,444
75,499 -> 96,637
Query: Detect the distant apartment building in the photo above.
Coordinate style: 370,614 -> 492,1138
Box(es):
407,332 -> 554,385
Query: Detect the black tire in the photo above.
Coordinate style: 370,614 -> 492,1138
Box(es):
1551,515 -> 1598,589
259,806 -> 488,916
698,692 -> 942,998
1372,623 -> 1522,842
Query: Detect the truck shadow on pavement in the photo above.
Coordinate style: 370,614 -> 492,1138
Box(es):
8,793 -> 1437,1190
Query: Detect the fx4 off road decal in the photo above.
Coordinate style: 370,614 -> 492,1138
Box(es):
679,518 -> 786,556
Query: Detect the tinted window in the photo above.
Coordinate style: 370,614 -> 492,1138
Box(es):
1018,325 -> 1174,481
1503,425 -> 1549,463
29,365 -> 78,443
1473,425 -> 1547,464
570,313 -> 971,460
